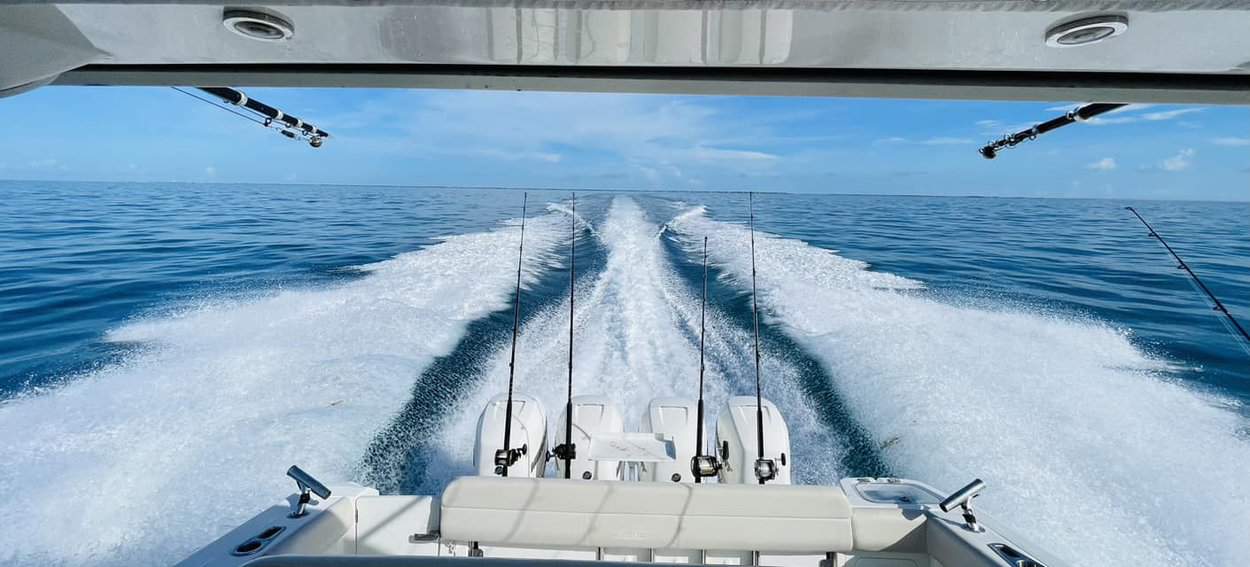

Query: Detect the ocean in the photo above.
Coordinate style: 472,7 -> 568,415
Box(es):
0,181 -> 1246,566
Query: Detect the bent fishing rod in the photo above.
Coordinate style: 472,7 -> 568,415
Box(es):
551,194 -> 578,478
979,102 -> 1126,159
748,192 -> 776,484
496,193 -> 528,477
1126,207 -> 1250,357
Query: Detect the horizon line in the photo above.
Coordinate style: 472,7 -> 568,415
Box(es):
0,177 -> 1247,204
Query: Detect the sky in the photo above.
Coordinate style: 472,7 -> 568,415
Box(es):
0,86 -> 1247,200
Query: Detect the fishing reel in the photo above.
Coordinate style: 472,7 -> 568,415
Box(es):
550,442 -> 577,462
691,454 -> 722,480
754,457 -> 778,483
493,444 -> 527,476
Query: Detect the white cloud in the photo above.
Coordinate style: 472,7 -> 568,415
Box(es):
1212,137 -> 1250,146
920,137 -> 973,145
1087,157 -> 1117,171
1087,106 -> 1201,125
471,148 -> 562,163
204,166 -> 217,177
637,166 -> 661,186
1161,148 -> 1195,172
327,91 -> 788,186
1142,108 -> 1203,121
27,158 -> 58,168
692,147 -> 778,161
877,136 -> 972,146
975,119 -> 1041,137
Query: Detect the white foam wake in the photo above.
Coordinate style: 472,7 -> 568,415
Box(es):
425,196 -> 721,482
423,197 -> 845,487
0,212 -> 564,566
671,206 -> 1250,567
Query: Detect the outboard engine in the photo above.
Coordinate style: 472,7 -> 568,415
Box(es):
715,396 -> 792,484
641,397 -> 700,483
474,393 -> 548,478
554,395 -> 625,480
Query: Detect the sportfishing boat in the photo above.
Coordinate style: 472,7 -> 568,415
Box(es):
3,2 -> 1248,567
167,189 -> 1076,567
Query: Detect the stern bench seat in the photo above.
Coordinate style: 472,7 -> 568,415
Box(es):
439,477 -> 853,553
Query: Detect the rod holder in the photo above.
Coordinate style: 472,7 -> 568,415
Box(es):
939,478 -> 985,532
286,465 -> 331,518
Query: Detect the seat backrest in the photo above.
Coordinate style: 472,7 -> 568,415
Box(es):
439,477 -> 853,553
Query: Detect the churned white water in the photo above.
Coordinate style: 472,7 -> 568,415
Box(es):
0,212 -> 564,566
426,197 -> 843,486
671,205 -> 1250,567
5,191 -> 1245,567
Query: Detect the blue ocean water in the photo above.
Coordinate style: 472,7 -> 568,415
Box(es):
0,181 -> 1246,566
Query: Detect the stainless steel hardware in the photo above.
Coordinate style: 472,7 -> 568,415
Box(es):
286,465 -> 331,518
939,478 -> 985,532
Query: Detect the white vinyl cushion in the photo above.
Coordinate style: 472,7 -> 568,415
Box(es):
440,477 -> 853,552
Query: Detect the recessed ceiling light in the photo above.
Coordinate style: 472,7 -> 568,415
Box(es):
1045,15 -> 1128,48
223,9 -> 295,42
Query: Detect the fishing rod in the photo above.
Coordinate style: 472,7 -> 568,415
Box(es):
174,86 -> 330,148
1126,207 -> 1250,356
979,102 -> 1126,159
495,193 -> 528,477
748,192 -> 776,484
552,194 -> 578,478
691,236 -> 721,483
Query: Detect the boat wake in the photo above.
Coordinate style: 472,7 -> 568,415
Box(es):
671,205 -> 1250,567
5,193 -> 1245,567
0,212 -> 564,566
419,197 -> 846,488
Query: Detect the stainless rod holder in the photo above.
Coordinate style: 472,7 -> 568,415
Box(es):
939,478 -> 985,532
287,465 -> 331,518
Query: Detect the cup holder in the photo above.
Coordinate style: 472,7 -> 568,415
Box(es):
989,543 -> 1046,567
231,525 -> 286,556
232,539 -> 264,556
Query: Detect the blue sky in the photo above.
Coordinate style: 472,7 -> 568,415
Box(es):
0,86 -> 1246,200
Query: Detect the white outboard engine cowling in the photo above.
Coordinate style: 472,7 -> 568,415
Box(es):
474,393 -> 548,478
554,395 -> 625,480
641,397 -> 700,483
716,396 -> 792,485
